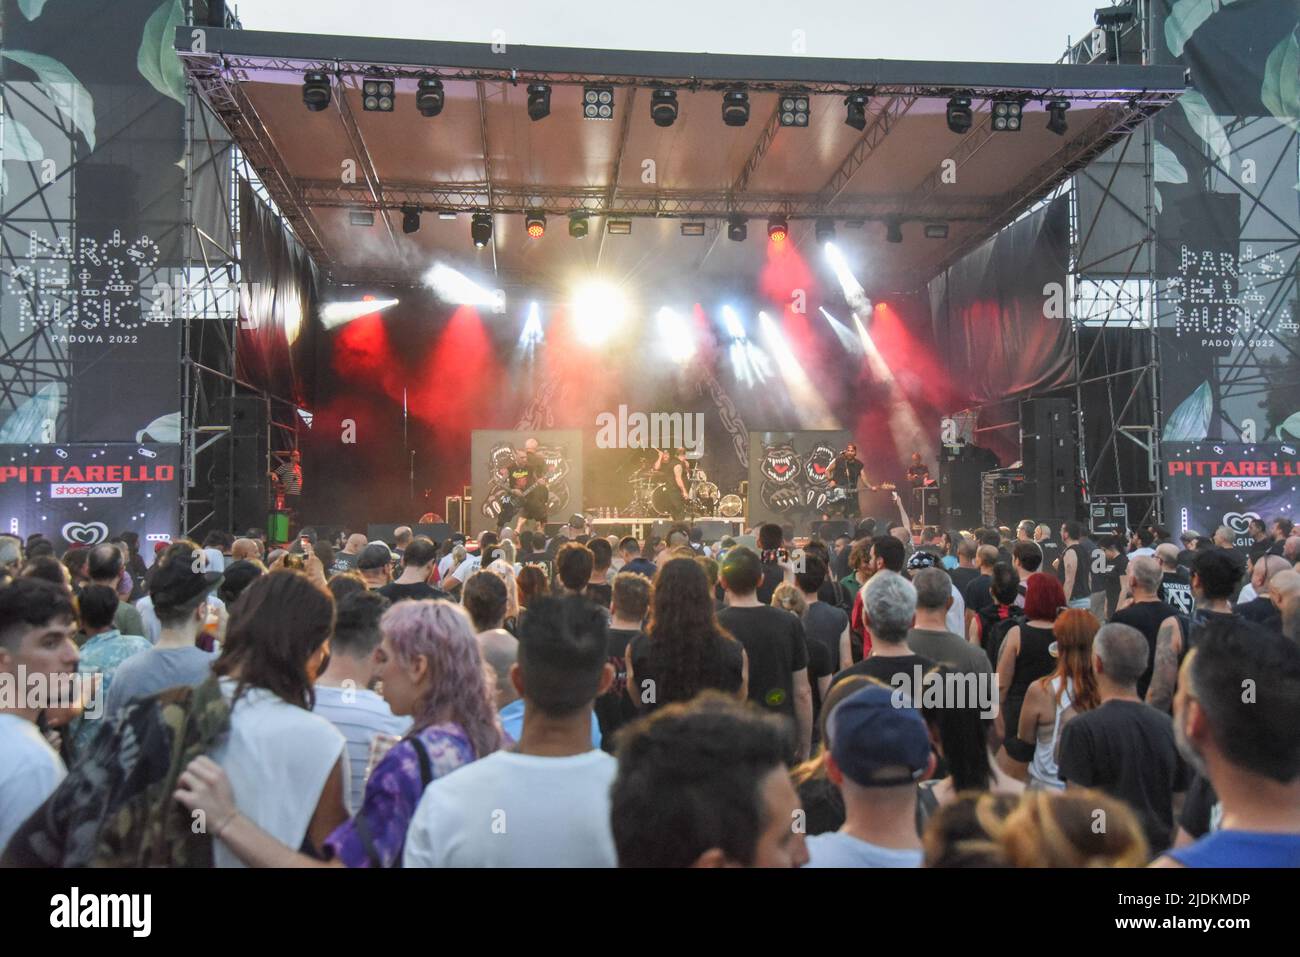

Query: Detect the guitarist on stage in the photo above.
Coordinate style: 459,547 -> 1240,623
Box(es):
499,444 -> 549,530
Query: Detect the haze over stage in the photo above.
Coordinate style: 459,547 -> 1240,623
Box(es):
176,27 -> 1183,293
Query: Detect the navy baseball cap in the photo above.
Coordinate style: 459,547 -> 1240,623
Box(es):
828,685 -> 932,787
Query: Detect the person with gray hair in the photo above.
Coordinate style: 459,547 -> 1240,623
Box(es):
1154,542 -> 1194,615
832,572 -> 934,689
1236,554 -> 1290,632
1058,622 -> 1193,854
1110,556 -> 1181,702
0,534 -> 23,576
906,567 -> 992,678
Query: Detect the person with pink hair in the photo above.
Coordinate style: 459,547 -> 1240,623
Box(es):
174,599 -> 503,867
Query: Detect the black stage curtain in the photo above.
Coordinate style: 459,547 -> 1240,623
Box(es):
1078,327 -> 1155,503
928,195 -> 1074,406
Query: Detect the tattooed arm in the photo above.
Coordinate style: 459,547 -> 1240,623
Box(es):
1145,616 -> 1182,713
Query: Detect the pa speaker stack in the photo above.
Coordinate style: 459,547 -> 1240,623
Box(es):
1020,397 -> 1080,527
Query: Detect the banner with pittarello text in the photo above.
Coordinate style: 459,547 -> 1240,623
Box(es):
1161,442 -> 1299,546
0,444 -> 180,558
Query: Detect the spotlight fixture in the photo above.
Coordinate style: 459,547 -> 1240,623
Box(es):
525,210 -> 546,238
722,89 -> 750,127
844,91 -> 869,131
582,85 -> 615,120
923,223 -> 949,239
885,219 -> 903,244
680,221 -> 706,237
815,218 -> 836,244
400,205 -> 421,234
650,88 -> 678,127
778,93 -> 810,128
568,212 -> 590,239
607,219 -> 632,235
767,216 -> 788,243
727,216 -> 748,242
349,210 -> 375,227
1046,98 -> 1070,135
526,82 -> 551,121
416,77 -> 445,117
362,76 -> 395,112
990,98 -> 1023,132
471,212 -> 493,248
437,211 -> 457,221
302,71 -> 331,112
946,95 -> 973,134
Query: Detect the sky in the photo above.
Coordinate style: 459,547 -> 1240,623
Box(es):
237,0 -> 1105,64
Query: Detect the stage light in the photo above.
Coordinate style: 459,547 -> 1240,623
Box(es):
362,76 -> 395,112
681,221 -> 706,237
525,210 -> 546,239
779,93 -> 810,128
416,77 -> 445,117
767,216 -> 788,243
819,306 -> 863,354
722,305 -> 746,340
425,262 -> 506,312
569,213 -> 590,239
349,210 -> 375,227
722,89 -> 750,127
946,95 -> 973,134
607,219 -> 632,235
657,307 -> 695,363
520,301 -> 544,347
727,216 -> 748,242
527,83 -> 551,121
320,297 -> 399,330
438,211 -> 457,220
844,91 -> 869,130
471,212 -> 493,248
650,88 -> 678,127
583,85 -> 615,120
1046,98 -> 1070,135
302,71 -> 331,111
571,280 -> 628,346
886,220 -> 903,244
990,98 -> 1022,132
401,205 -> 421,234
815,218 -> 836,244
924,223 -> 949,239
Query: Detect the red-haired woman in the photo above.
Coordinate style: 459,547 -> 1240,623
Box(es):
1001,608 -> 1101,786
994,573 -> 1065,751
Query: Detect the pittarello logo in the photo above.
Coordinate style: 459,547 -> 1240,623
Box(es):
595,405 -> 704,455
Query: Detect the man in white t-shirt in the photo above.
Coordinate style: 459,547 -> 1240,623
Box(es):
313,590 -> 410,813
403,595 -> 617,867
0,578 -> 79,854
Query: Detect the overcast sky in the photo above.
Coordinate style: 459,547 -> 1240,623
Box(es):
237,0 -> 1104,63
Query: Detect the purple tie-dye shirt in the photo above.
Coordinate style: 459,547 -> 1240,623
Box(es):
323,722 -> 478,868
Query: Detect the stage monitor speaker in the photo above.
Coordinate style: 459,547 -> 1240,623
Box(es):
693,520 -> 733,542
415,522 -> 453,544
367,523 -> 400,544
1089,501 -> 1129,536
1020,398 -> 1079,526
811,520 -> 851,542
939,445 -> 996,527
445,497 -> 464,534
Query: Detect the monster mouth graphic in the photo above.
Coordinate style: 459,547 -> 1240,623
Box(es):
812,463 -> 827,475
770,456 -> 793,476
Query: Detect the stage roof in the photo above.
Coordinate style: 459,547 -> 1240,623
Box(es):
178,28 -> 1184,295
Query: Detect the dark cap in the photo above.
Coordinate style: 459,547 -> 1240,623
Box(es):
150,544 -> 223,611
568,514 -> 586,529
356,542 -> 394,571
828,685 -> 931,787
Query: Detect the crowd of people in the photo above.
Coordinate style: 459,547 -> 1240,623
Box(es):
0,511 -> 1297,868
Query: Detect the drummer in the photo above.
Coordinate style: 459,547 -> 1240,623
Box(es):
826,443 -> 864,520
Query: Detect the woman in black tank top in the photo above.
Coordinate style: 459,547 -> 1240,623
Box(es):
995,573 -> 1067,747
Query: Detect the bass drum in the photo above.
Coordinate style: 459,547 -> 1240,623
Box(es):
691,481 -> 720,511
650,483 -> 677,517
718,494 -> 744,518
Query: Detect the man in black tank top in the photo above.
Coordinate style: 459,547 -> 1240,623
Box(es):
1060,520 -> 1092,609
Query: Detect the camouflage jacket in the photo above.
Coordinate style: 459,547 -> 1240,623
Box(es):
1,676 -> 231,867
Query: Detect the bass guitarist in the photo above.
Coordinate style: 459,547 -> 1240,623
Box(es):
498,445 -> 549,530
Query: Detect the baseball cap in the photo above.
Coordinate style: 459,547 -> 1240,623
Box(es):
568,514 -> 586,529
906,551 -> 940,571
828,685 -> 932,787
150,543 -> 223,611
356,542 -> 394,571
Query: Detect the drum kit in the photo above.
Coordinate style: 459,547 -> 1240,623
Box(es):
628,465 -> 727,518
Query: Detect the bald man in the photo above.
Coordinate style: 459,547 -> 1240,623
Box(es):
1270,569 -> 1300,618
231,538 -> 261,562
1155,542 -> 1193,615
1237,554 -> 1290,632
